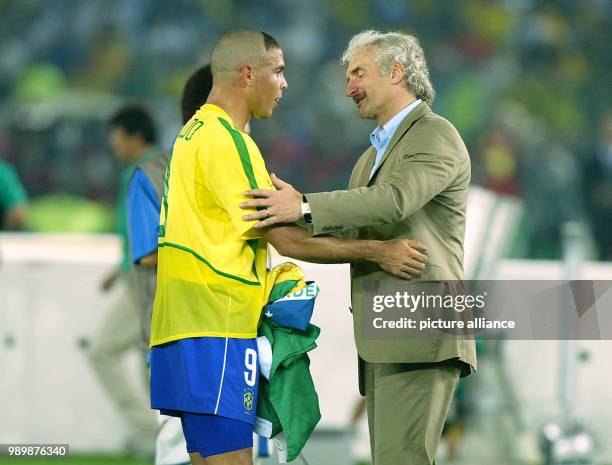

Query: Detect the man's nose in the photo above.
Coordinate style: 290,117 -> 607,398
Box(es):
281,75 -> 288,90
346,81 -> 357,97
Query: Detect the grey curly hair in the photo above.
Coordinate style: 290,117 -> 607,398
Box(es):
341,30 -> 435,105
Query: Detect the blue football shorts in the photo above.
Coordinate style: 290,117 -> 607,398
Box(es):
180,412 -> 253,457
150,337 -> 259,423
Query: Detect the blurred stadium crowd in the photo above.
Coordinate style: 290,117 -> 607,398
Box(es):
0,0 -> 611,259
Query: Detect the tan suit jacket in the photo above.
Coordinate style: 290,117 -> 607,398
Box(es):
307,102 -> 477,373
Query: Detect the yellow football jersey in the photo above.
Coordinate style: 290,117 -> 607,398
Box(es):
150,104 -> 273,346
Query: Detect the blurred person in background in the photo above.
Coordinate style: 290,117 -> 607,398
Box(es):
240,30 -> 476,465
120,103 -> 174,462
87,105 -> 161,459
0,158 -> 28,230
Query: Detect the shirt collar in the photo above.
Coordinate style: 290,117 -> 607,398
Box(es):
369,99 -> 422,152
202,103 -> 239,129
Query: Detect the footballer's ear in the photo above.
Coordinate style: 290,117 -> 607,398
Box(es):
238,65 -> 255,87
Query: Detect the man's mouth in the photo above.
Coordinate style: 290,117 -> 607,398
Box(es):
354,95 -> 365,106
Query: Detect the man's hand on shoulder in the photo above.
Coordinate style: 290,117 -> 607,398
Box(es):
240,174 -> 302,228
376,239 -> 428,280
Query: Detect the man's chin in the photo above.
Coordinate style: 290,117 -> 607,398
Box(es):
357,107 -> 370,119
253,109 -> 273,120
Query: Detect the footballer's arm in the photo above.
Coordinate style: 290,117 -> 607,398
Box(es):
262,225 -> 427,280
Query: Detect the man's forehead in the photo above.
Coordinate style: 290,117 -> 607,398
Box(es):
346,47 -> 376,75
264,47 -> 284,66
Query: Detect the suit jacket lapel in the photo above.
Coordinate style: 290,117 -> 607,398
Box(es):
368,101 -> 431,185
350,146 -> 377,188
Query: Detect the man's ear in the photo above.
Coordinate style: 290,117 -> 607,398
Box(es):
238,65 -> 255,87
390,62 -> 405,85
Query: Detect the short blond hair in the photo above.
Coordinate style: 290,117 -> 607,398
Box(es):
210,29 -> 280,80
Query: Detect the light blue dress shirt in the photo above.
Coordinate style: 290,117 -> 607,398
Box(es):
369,99 -> 422,180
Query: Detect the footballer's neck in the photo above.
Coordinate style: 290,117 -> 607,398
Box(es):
207,87 -> 250,132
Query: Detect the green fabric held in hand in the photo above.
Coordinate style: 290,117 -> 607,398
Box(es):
256,319 -> 321,462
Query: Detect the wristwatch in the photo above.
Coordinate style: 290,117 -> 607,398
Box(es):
301,195 -> 312,223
